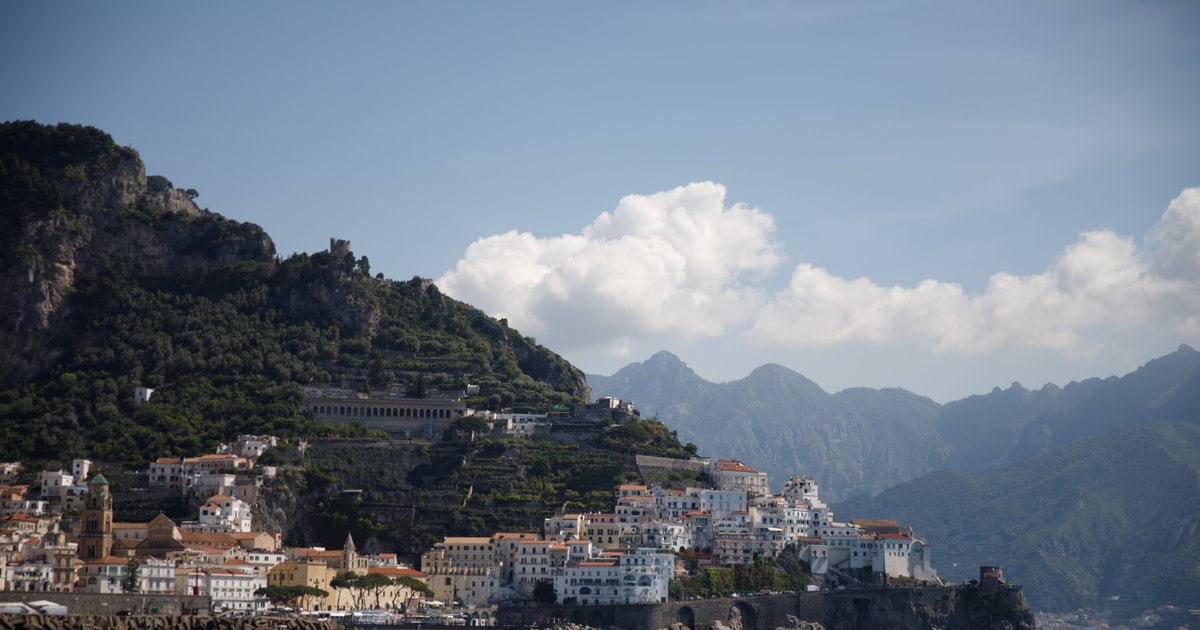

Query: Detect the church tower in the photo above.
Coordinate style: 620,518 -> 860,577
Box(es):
78,473 -> 113,560
343,532 -> 368,573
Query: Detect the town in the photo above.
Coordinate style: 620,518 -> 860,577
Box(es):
0,395 -> 937,621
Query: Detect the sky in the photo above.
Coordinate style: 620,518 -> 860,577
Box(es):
3,2 -> 1199,402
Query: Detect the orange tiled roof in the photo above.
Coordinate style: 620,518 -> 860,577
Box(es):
85,556 -> 130,565
180,532 -> 237,547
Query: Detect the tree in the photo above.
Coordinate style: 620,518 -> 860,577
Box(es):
357,256 -> 370,276
330,571 -> 359,610
360,572 -> 394,609
255,584 -> 328,610
396,575 -> 433,598
533,579 -> 557,605
184,188 -> 199,200
408,373 -> 427,399
121,558 -> 141,593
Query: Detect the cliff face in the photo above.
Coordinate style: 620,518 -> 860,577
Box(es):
0,122 -> 276,386
821,583 -> 1036,630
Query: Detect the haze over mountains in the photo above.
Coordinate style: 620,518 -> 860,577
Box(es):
588,346 -> 1200,500
588,347 -> 1200,611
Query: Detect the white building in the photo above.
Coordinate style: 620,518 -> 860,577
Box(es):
192,494 -> 253,533
177,566 -> 267,612
36,470 -> 72,500
554,548 -> 672,606
0,462 -> 23,485
709,460 -> 770,497
513,540 -> 567,596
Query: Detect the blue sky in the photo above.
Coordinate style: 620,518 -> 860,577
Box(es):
4,1 -> 1198,402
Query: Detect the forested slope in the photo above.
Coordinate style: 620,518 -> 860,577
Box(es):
0,121 -> 588,466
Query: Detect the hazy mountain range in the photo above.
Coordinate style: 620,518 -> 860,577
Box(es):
588,347 -> 1200,611
588,346 -> 1200,500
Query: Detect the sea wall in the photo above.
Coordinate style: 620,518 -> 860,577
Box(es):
496,583 -> 1035,630
0,591 -> 209,616
0,616 -> 340,630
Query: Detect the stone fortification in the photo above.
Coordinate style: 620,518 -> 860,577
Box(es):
497,577 -> 1035,630
0,616 -> 340,630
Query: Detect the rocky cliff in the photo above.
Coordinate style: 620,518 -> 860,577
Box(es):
0,121 -> 275,386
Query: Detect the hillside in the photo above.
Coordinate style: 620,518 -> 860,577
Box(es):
832,420 -> 1200,613
0,121 -> 588,466
258,417 -> 698,558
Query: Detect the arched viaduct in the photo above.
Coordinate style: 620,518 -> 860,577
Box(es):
496,592 -> 823,630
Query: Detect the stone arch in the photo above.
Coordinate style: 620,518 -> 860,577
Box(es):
675,605 -> 696,630
729,600 -> 757,630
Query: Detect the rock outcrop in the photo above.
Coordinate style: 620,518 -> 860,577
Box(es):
0,122 -> 276,386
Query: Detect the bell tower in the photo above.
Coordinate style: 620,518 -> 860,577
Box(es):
78,473 -> 113,560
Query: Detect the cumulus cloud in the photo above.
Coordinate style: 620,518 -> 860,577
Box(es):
747,187 -> 1200,353
437,182 -> 783,356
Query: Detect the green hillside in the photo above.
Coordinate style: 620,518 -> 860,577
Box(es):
832,420 -> 1200,613
0,121 -> 589,466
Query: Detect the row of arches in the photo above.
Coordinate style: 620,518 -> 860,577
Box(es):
310,404 -> 456,420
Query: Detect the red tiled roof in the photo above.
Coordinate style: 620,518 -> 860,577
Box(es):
85,556 -> 130,565
715,462 -> 758,473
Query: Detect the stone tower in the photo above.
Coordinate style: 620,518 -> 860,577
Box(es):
78,473 -> 113,560
330,238 -> 352,258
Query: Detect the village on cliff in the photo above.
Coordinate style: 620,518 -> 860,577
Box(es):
0,395 -> 938,619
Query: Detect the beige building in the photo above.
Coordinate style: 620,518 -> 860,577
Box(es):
304,387 -> 467,437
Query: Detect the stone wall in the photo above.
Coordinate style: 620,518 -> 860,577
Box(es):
0,591 -> 209,616
496,584 -> 1036,630
0,615 -> 340,630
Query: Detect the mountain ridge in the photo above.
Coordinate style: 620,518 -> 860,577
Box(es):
832,419 -> 1200,612
589,345 -> 1200,496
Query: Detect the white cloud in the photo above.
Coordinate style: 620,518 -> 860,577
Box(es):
437,182 -> 783,356
747,187 -> 1200,354
441,184 -> 1200,363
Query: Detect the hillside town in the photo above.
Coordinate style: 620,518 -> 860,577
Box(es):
0,397 -> 937,619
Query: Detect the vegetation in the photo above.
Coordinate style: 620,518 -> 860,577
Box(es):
121,558 -> 141,593
833,420 -> 1200,613
533,579 -> 557,605
254,584 -> 329,609
270,424 -> 697,557
0,122 -> 589,467
669,551 -> 811,600
330,571 -> 432,610
595,419 -> 697,458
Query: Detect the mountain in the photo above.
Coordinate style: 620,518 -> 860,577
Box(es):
0,121 -> 588,465
1004,344 -> 1200,462
832,420 -> 1200,613
589,346 -> 1200,499
590,351 -> 948,500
